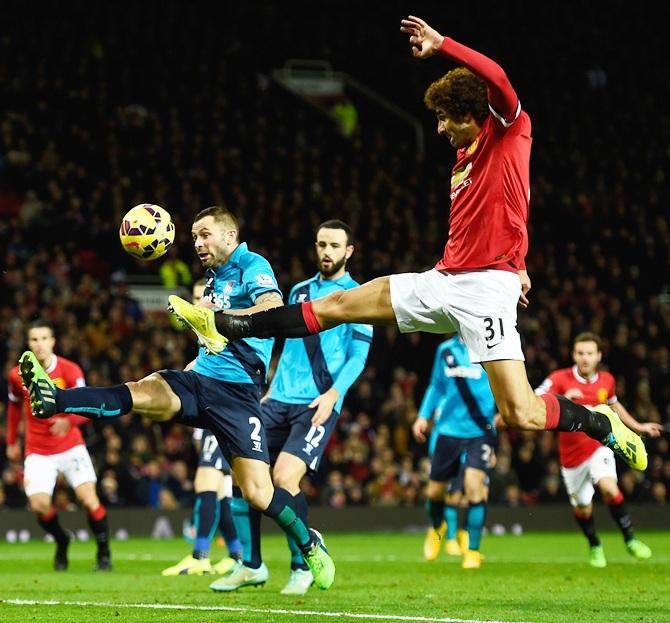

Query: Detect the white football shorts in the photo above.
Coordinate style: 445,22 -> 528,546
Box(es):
389,268 -> 524,363
24,445 -> 97,497
561,445 -> 618,507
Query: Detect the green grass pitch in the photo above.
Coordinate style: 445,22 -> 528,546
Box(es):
1,531 -> 669,622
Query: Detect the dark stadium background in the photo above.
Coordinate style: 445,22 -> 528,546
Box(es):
1,0 -> 668,519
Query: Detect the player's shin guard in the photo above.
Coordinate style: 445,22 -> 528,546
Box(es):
215,303 -> 321,340
230,487 -> 252,562
193,491 -> 219,558
38,507 -> 69,545
426,498 -> 445,530
574,510 -> 600,547
607,492 -> 635,542
56,385 -> 133,419
87,504 -> 111,559
445,504 -> 459,540
263,487 -> 314,554
541,394 -> 611,440
219,497 -> 242,560
465,502 -> 486,551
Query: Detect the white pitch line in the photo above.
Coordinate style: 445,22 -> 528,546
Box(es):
4,598 -> 531,623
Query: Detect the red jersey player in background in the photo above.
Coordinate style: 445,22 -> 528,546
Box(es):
167,15 -> 647,475
536,332 -> 661,567
7,320 -> 111,571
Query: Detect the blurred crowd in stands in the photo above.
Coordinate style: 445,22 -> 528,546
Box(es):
0,1 -> 668,511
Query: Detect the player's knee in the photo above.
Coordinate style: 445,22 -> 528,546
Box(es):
600,487 -> 620,503
239,480 -> 272,510
498,402 -> 531,429
126,378 -> 177,421
465,485 -> 486,504
574,505 -> 592,518
76,489 -> 99,511
29,498 -> 51,515
271,470 -> 290,490
425,481 -> 444,500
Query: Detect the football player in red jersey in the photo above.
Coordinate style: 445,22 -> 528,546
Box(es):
536,333 -> 661,567
161,17 -> 642,472
6,320 -> 111,571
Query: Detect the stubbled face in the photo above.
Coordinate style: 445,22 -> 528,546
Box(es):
315,227 -> 352,278
572,340 -> 602,378
191,216 -> 236,269
28,327 -> 56,366
192,283 -> 205,304
435,108 -> 479,149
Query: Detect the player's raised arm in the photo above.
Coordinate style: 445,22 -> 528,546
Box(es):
400,15 -> 519,124
610,401 -> 662,438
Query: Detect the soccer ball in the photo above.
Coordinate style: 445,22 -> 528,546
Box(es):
119,204 -> 175,261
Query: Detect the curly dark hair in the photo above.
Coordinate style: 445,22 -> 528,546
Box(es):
424,67 -> 489,126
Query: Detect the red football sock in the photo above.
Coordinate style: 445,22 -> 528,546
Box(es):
88,504 -> 107,522
301,301 -> 322,334
541,393 -> 560,430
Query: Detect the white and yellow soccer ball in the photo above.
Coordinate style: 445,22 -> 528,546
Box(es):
119,203 -> 175,261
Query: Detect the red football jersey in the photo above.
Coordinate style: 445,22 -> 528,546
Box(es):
434,37 -> 532,273
536,366 -> 617,468
7,355 -> 87,456
436,111 -> 531,272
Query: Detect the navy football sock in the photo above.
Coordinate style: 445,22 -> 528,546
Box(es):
230,487 -> 251,562
287,492 -> 309,571
263,487 -> 314,554
56,384 -> 132,419
244,507 -> 263,569
426,499 -> 445,530
192,491 -> 219,558
219,497 -> 242,559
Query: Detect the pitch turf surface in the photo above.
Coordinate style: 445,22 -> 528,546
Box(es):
1,532 -> 669,623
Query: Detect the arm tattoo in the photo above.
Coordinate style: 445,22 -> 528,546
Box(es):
255,291 -> 283,306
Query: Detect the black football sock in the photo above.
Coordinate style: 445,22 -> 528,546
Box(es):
426,499 -> 445,530
55,385 -> 133,419
38,508 -> 69,545
608,494 -> 635,542
556,395 -> 611,441
574,511 -> 600,547
87,506 -> 111,559
215,304 -> 315,340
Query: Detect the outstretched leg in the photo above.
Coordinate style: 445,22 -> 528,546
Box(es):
167,277 -> 395,352
19,351 -> 181,422
484,360 -> 647,470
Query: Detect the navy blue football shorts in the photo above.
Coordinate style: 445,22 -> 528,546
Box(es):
262,398 -> 338,472
159,369 -> 269,464
429,433 -> 496,483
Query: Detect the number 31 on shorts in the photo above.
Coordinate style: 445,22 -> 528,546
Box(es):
484,316 -> 504,346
